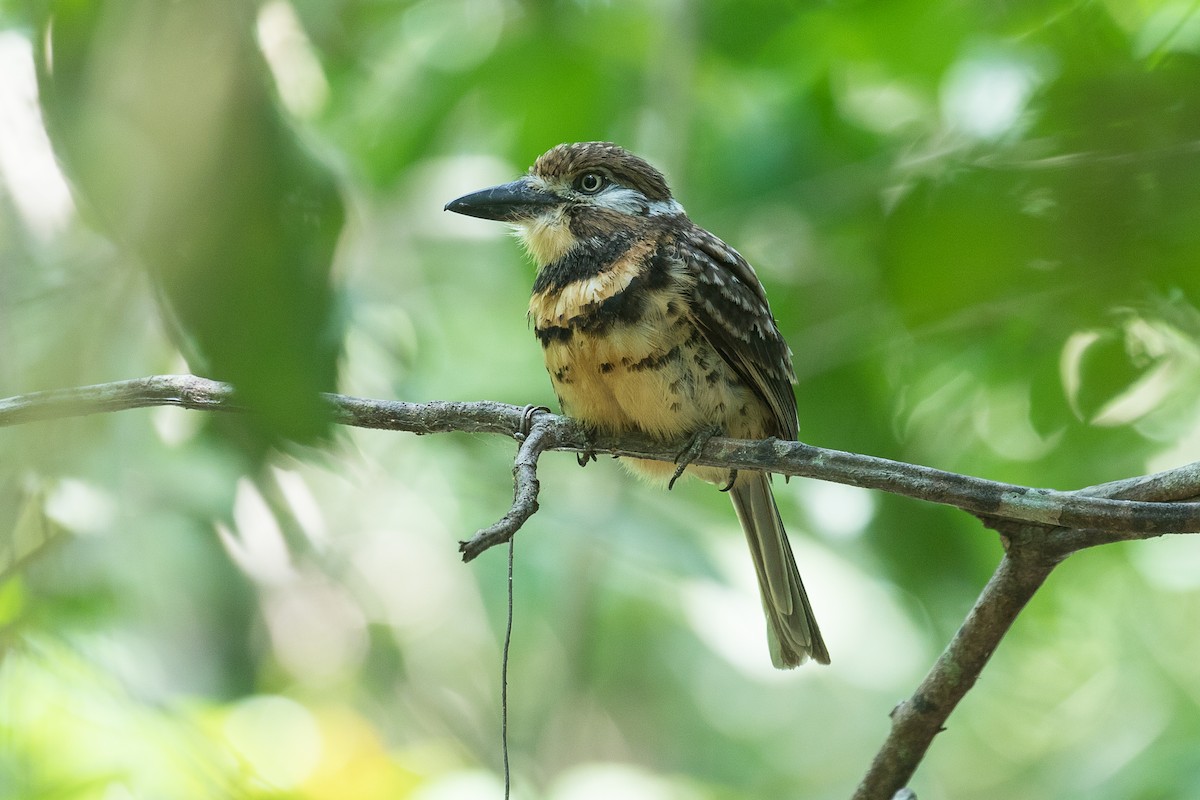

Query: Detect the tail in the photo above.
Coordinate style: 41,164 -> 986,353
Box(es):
728,471 -> 830,668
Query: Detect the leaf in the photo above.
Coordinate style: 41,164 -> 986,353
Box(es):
1067,330 -> 1155,424
33,0 -> 345,448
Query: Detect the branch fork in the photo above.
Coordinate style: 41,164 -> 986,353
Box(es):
460,405 -> 554,561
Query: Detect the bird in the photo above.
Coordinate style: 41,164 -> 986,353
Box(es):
445,142 -> 829,668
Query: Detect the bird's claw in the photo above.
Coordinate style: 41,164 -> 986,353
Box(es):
574,427 -> 599,467
668,425 -> 723,491
516,404 -> 551,440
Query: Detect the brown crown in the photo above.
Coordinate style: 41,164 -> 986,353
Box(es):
531,142 -> 673,202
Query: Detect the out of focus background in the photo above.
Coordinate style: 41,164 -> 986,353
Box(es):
3,1 -> 1200,798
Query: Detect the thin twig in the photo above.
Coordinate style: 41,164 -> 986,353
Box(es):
0,375 -> 243,423
460,410 -> 553,562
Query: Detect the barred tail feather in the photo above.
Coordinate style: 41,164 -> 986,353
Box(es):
729,471 -> 830,668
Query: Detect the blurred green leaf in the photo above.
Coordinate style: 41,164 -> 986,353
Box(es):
0,488 -> 63,583
1070,330 -> 1150,423
32,0 -> 345,447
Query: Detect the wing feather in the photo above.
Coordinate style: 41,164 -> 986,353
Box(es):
678,224 -> 798,441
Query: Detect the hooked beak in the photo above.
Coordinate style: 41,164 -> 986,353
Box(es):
444,176 -> 561,222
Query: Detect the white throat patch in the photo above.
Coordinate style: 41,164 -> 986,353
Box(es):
513,209 -> 576,267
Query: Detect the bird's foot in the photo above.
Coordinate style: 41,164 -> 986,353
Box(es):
575,427 -> 599,468
668,425 -> 723,490
516,404 -> 551,440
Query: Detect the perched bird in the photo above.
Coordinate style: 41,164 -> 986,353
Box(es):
446,142 -> 828,668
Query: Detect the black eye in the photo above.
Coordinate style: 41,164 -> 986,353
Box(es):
575,172 -> 606,194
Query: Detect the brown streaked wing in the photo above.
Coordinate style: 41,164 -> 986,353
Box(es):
679,223 -> 799,441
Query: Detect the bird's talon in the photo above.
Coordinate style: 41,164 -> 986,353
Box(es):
669,426 -> 723,490
517,404 -> 550,439
575,429 -> 599,468
667,462 -> 687,491
718,469 -> 738,492
673,426 -> 722,466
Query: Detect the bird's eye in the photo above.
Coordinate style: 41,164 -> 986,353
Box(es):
575,172 -> 606,194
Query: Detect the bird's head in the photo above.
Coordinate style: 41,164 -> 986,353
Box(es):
445,142 -> 684,266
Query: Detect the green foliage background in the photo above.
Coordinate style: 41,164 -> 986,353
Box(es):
3,1 -> 1200,798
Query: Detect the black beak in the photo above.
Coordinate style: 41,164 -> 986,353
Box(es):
444,177 -> 560,221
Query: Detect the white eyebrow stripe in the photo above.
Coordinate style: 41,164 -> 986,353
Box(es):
593,186 -> 648,214
592,186 -> 685,217
648,198 -> 684,216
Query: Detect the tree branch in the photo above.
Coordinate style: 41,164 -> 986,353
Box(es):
842,461 -> 1200,799
3,376 -> 1199,551
5,374 -> 1199,799
852,529 -> 1062,799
